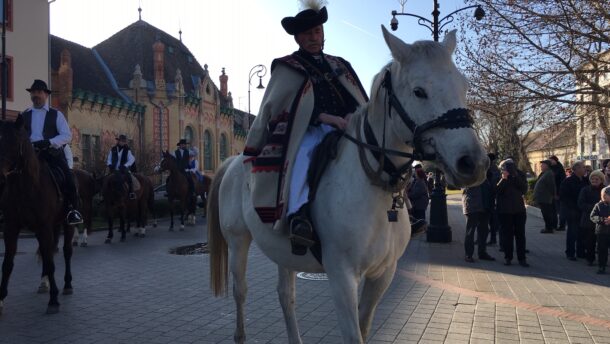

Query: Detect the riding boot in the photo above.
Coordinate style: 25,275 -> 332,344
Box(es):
289,205 -> 315,255
125,171 -> 136,200
57,155 -> 83,225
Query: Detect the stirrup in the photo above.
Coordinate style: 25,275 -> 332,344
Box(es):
289,217 -> 315,248
66,210 -> 83,225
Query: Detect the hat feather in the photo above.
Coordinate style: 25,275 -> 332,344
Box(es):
299,0 -> 327,11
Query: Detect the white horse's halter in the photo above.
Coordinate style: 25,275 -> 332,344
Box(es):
343,68 -> 474,191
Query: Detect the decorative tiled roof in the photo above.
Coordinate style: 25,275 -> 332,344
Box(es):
50,35 -> 121,99
93,20 -> 209,95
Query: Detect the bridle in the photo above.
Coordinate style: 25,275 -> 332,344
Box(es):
343,68 -> 474,192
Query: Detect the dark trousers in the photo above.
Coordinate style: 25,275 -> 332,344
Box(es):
598,233 -> 610,268
41,149 -> 78,207
182,171 -> 195,194
412,208 -> 426,222
581,226 -> 596,263
565,211 -> 581,258
465,212 -> 490,258
557,199 -> 566,229
540,202 -> 557,230
499,212 -> 527,262
488,208 -> 499,244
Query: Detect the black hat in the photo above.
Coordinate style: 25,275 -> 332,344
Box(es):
116,134 -> 128,141
26,79 -> 52,94
177,139 -> 188,146
540,159 -> 552,167
281,6 -> 328,35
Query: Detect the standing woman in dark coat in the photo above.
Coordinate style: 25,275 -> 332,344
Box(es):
577,169 -> 605,265
408,168 -> 430,222
496,160 -> 529,267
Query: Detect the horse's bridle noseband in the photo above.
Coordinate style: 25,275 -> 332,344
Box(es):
343,69 -> 474,191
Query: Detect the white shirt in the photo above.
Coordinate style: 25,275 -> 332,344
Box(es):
106,146 -> 136,170
28,104 -> 72,148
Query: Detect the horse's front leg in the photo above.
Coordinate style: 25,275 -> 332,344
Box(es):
169,198 -> 174,231
72,227 -> 80,247
277,267 -> 303,344
0,225 -> 20,315
119,209 -> 127,242
105,213 -> 113,244
36,226 -> 60,314
358,263 -> 397,341
179,202 -> 185,231
326,263 -> 363,343
62,225 -> 75,295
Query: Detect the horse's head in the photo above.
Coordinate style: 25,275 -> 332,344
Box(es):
158,150 -> 176,173
0,119 -> 38,180
373,26 -> 488,187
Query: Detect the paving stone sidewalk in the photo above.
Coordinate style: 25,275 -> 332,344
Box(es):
0,197 -> 610,343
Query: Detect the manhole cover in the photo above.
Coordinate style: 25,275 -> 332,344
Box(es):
169,243 -> 209,255
296,272 -> 328,281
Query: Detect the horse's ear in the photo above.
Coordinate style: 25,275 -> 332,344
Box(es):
442,30 -> 457,55
381,25 -> 410,62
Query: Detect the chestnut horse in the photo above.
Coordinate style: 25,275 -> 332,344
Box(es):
158,151 -> 210,230
71,168 -> 97,247
0,120 -> 75,314
101,171 -> 154,243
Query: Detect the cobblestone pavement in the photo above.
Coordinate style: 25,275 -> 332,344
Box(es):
2,196 -> 610,343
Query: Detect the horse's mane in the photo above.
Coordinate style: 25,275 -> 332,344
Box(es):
0,121 -> 40,183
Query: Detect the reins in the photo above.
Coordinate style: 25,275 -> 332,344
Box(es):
342,68 -> 475,193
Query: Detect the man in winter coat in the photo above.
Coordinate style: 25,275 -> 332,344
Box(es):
533,160 -> 557,233
549,155 -> 567,230
462,179 -> 496,263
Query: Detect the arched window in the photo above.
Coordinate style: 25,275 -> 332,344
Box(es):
219,133 -> 228,162
184,126 -> 194,146
204,130 -> 213,170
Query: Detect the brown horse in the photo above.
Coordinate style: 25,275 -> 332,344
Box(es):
0,120 -> 75,314
158,151 -> 210,230
101,171 -> 154,243
71,169 -> 97,247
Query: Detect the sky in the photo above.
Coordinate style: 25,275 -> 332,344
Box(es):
50,0 -> 474,114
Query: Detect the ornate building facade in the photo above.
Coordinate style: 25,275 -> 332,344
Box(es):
50,20 -> 251,177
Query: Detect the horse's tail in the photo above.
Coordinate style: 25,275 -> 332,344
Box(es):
208,156 -> 235,297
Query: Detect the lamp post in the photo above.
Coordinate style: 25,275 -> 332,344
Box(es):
390,0 -> 484,243
248,64 -> 267,115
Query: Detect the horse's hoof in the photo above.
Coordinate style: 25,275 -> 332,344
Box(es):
37,285 -> 49,294
140,234 -> 146,238
104,238 -> 111,244
120,237 -> 126,242
46,304 -> 60,315
153,222 -> 157,228
62,288 -> 73,295
80,242 -> 88,247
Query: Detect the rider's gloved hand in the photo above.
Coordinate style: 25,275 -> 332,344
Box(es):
33,140 -> 51,150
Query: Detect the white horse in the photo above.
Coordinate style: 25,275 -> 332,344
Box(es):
207,26 -> 488,344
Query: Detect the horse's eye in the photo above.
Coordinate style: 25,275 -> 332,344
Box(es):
413,87 -> 427,99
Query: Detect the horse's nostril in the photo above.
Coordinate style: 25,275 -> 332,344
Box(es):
456,156 -> 476,175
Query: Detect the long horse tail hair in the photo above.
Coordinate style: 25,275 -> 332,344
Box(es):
208,155 -> 236,297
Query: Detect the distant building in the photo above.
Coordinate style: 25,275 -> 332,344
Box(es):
574,51 -> 610,170
525,122 -> 576,176
1,0 -> 50,119
49,20 -> 253,176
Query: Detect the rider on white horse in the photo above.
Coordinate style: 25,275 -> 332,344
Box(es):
243,2 -> 368,254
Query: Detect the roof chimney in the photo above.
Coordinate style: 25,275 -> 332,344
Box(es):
219,68 -> 228,98
153,39 -> 165,90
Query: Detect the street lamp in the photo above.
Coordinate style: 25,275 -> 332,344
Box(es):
390,0 -> 484,243
248,64 -> 267,115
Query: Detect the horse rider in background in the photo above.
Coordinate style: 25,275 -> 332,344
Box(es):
18,79 -> 83,225
107,134 -> 136,199
174,139 -> 195,200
